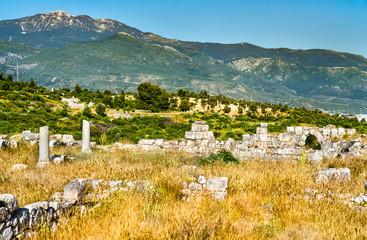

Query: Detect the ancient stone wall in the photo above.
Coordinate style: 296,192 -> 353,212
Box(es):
120,121 -> 366,163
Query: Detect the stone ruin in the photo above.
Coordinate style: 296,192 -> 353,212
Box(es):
119,121 -> 366,163
61,97 -> 93,110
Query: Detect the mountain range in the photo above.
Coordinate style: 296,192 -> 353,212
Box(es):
0,11 -> 366,114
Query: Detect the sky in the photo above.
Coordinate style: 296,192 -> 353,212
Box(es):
1,0 -> 366,57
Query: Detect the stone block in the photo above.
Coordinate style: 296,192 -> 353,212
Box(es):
0,194 -> 18,214
10,140 -> 19,148
63,179 -> 86,203
10,164 -> 27,172
242,134 -> 250,141
315,168 -> 351,184
257,134 -> 268,142
260,123 -> 268,128
206,177 -> 228,192
185,131 -> 195,140
195,132 -> 203,140
154,139 -> 164,146
21,131 -> 38,141
338,128 -> 346,136
62,135 -> 74,142
347,129 -> 356,136
295,127 -> 303,135
286,127 -> 295,133
138,139 -> 155,145
256,127 -> 267,134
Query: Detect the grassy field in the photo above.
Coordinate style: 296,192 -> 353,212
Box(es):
1,147 -> 367,239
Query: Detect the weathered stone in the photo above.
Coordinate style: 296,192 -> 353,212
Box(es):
260,123 -> 268,128
198,175 -> 206,184
138,139 -> 155,145
154,139 -> 164,146
85,179 -> 104,190
63,179 -> 85,203
315,168 -> 351,184
0,226 -> 12,240
10,140 -> 19,148
286,126 -> 295,133
10,164 -> 27,172
103,181 -> 123,188
256,127 -> 267,134
62,135 -> 74,142
295,127 -> 303,135
0,207 -> 7,222
49,192 -> 63,202
0,194 -> 18,214
206,177 -> 228,192
21,131 -> 38,141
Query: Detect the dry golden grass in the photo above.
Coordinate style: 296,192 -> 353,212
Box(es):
1,147 -> 367,239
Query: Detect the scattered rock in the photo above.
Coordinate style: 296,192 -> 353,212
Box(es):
63,179 -> 86,203
10,164 -> 27,172
0,194 -> 18,214
315,168 -> 351,184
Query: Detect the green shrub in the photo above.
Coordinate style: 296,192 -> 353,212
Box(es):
199,149 -> 239,166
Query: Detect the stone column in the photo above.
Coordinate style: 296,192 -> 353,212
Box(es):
38,126 -> 50,167
82,120 -> 91,153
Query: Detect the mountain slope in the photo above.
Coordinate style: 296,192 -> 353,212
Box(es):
0,11 -> 143,48
15,33 -> 249,97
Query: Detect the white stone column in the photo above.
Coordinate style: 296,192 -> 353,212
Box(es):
82,120 -> 91,153
38,126 -> 50,167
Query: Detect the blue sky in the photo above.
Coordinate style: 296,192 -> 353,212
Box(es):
1,0 -> 366,57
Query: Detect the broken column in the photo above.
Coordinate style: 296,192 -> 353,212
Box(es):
38,126 -> 50,167
82,120 -> 91,153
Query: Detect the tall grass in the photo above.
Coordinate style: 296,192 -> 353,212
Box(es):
1,147 -> 367,239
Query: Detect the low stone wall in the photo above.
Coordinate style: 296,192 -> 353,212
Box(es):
117,121 -> 366,163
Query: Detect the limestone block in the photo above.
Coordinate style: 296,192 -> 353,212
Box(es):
138,139 -> 155,145
154,139 -> 164,146
256,127 -> 267,134
63,179 -> 86,203
0,207 -> 8,222
62,135 -> 74,142
202,131 -> 214,140
331,128 -> 339,138
195,132 -> 203,140
0,135 -> 8,140
307,151 -> 323,163
0,226 -> 12,240
322,128 -> 331,138
257,133 -> 268,143
50,134 -> 62,140
295,127 -> 303,135
21,131 -> 38,141
260,123 -> 268,128
315,168 -> 351,184
10,140 -> 19,148
279,133 -> 292,142
206,177 -> 228,192
0,195 -> 18,214
10,164 -> 27,172
242,134 -> 250,141
338,128 -> 346,136
347,129 -> 356,136
185,131 -> 195,140
286,127 -> 295,133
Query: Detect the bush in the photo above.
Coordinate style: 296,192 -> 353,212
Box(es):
199,149 -> 239,165
96,103 -> 106,117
